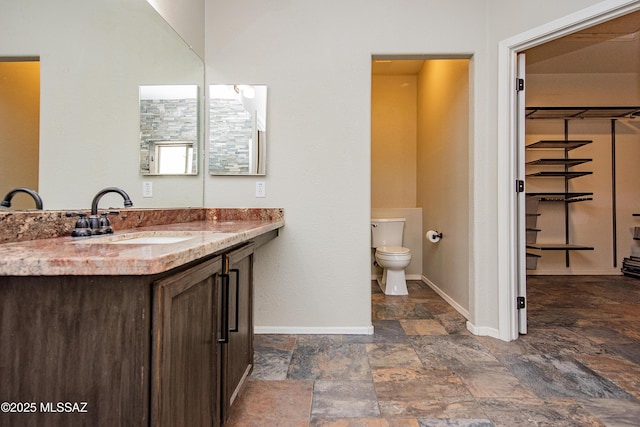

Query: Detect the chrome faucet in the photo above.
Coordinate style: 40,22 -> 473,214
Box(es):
87,187 -> 133,233
1,187 -> 43,210
91,187 -> 133,216
67,187 -> 133,237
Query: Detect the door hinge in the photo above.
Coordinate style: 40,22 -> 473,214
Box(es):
517,296 -> 526,309
516,78 -> 525,92
516,180 -> 525,193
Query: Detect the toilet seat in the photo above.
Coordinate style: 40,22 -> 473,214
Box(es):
376,245 -> 410,255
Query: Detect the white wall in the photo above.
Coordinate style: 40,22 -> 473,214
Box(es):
204,0 -> 606,336
0,0 -> 204,210
145,0 -> 205,59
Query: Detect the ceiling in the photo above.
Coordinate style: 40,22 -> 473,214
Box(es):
371,60 -> 424,75
372,10 -> 640,75
525,10 -> 640,74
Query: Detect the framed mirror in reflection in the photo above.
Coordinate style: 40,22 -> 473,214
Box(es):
139,85 -> 199,176
209,84 -> 267,176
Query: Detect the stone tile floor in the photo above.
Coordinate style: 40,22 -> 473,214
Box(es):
227,276 -> 640,426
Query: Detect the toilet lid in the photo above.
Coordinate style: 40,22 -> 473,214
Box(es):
377,245 -> 410,255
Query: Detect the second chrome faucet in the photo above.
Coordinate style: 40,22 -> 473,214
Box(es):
1,187 -> 43,210
68,187 -> 133,237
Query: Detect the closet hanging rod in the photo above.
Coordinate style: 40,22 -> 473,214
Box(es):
525,106 -> 640,120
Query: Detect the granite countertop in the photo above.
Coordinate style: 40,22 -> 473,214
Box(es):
0,211 -> 283,276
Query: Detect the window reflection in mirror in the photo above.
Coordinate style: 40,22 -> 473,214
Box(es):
149,141 -> 195,175
209,84 -> 267,175
139,85 -> 198,176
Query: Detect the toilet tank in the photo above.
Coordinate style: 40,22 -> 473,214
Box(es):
371,218 -> 405,248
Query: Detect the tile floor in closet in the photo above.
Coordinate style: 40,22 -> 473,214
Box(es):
227,276 -> 640,426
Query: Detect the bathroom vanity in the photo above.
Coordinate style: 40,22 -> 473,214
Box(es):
0,209 -> 283,427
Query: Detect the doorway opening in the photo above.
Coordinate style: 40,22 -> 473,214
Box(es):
370,55 -> 473,322
0,58 -> 40,209
499,2 -> 640,341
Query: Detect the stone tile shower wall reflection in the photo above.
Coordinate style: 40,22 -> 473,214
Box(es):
209,98 -> 252,174
209,84 -> 267,175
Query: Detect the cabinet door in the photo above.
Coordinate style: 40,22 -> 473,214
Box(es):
152,255 -> 223,427
221,243 -> 255,422
0,276 -> 150,427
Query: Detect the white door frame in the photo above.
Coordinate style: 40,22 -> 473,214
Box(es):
497,0 -> 640,341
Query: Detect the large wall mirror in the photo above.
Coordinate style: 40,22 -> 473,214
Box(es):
0,0 -> 204,210
209,84 -> 267,176
139,85 -> 198,175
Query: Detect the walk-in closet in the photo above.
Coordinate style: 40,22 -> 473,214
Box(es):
523,10 -> 640,300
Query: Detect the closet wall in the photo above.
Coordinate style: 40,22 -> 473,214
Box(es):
525,73 -> 640,274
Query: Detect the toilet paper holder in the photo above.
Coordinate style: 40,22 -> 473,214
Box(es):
426,230 -> 443,243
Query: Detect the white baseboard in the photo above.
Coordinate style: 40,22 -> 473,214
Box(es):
421,275 -> 471,320
465,321 -> 501,339
254,325 -> 374,335
255,276 -> 499,338
420,276 -> 501,339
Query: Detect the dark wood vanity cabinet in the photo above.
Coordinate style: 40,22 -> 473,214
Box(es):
221,243 -> 255,423
0,275 -> 152,427
152,254 -> 224,427
0,243 -> 256,427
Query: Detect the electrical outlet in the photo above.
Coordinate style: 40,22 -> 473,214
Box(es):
143,181 -> 153,198
255,181 -> 266,198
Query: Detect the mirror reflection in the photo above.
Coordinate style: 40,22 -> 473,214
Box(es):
209,85 -> 267,175
140,85 -> 198,175
1,0 -> 204,210
0,60 -> 40,210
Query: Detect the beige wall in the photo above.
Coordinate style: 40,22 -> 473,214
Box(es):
417,60 -> 470,314
526,73 -> 640,274
204,0 -> 606,335
371,75 -> 417,208
0,0 -> 616,337
0,62 -> 39,210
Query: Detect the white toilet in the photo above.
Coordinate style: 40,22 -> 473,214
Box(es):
371,218 -> 412,295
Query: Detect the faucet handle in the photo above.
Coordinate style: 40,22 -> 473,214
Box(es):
66,211 -> 93,237
66,211 -> 89,226
98,211 -> 119,234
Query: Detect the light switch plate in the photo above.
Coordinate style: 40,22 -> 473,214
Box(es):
255,181 -> 266,198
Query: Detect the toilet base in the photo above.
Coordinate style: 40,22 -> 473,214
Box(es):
377,268 -> 408,295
